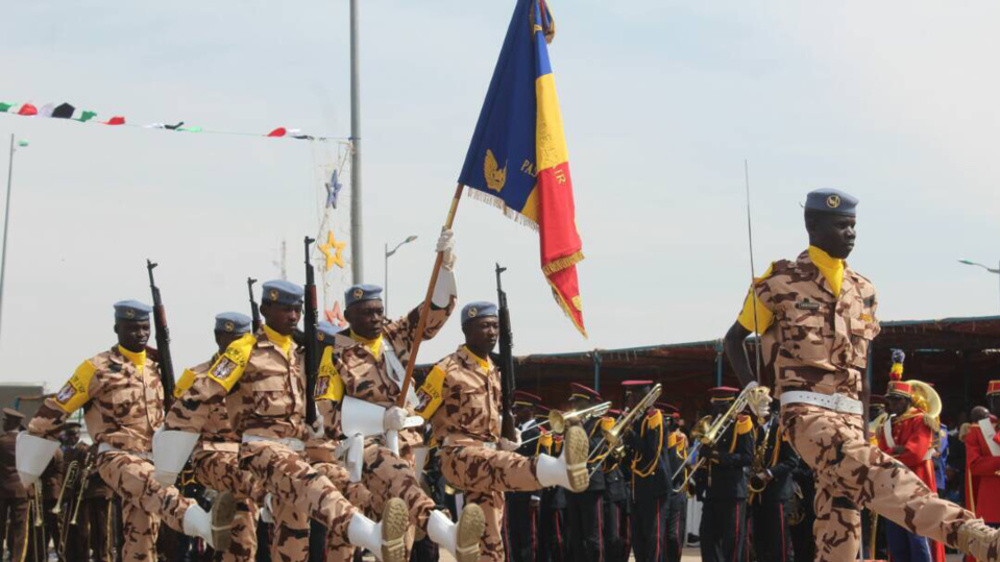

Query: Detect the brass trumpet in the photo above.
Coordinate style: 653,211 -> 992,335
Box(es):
52,460 -> 79,516
587,384 -> 662,471
521,401 -> 613,445
747,417 -> 774,499
672,384 -> 771,493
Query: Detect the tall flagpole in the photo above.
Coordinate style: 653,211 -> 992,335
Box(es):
349,0 -> 363,283
0,134 -> 18,344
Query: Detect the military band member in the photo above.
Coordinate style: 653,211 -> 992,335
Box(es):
17,300 -> 236,562
537,417 -> 566,562
0,408 -> 28,562
696,387 -> 753,562
623,381 -> 670,562
964,381 -> 1000,532
660,403 -> 687,562
563,382 -> 607,562
750,399 -> 799,562
314,230 -> 488,562
171,312 -> 264,562
503,390 -> 543,562
600,408 -> 628,562
414,302 -> 590,562
723,188 -> 1000,561
155,282 -> 409,562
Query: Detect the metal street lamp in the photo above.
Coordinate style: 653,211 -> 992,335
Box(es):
385,235 -> 418,316
958,259 -> 1000,312
0,135 -> 28,345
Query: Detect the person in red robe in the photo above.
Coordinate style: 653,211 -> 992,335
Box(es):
877,380 -> 944,562
964,380 -> 1000,562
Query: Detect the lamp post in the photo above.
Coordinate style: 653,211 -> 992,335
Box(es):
385,235 -> 418,316
958,259 -> 1000,312
0,135 -> 27,345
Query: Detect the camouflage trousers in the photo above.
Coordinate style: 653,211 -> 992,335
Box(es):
312,460 -> 376,562
192,448 -> 260,562
96,450 -> 193,562
783,404 -> 978,562
239,440 -> 358,562
440,445 -> 542,562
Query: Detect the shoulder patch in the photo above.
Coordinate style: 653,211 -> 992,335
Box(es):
315,346 -> 344,401
736,414 -> 753,436
207,333 -> 257,391
55,360 -> 97,413
415,363 -> 448,420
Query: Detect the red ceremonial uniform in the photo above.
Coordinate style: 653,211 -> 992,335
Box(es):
878,409 -> 945,562
964,417 -> 1000,523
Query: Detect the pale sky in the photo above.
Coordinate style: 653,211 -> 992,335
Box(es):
1,1 -> 999,393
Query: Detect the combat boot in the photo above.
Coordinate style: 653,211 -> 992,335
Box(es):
536,425 -> 589,492
426,505 -> 485,562
183,490 -> 236,551
347,496 -> 409,562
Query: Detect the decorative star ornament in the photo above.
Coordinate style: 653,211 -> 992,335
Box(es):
318,230 -> 347,270
325,301 -> 347,327
325,169 -> 343,209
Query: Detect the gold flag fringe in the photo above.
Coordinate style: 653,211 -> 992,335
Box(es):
542,250 -> 584,277
466,187 -> 539,231
546,275 -> 587,338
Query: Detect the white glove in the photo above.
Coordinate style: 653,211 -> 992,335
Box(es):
436,228 -> 456,270
152,429 -> 199,488
383,406 -> 409,432
499,431 -> 522,452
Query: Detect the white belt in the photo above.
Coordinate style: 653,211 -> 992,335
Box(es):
781,391 -> 863,415
97,443 -> 151,460
241,434 -> 305,452
442,436 -> 497,450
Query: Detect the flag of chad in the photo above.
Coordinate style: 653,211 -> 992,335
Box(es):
458,0 -> 586,336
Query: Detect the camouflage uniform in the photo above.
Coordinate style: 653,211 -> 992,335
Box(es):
165,330 -> 361,561
746,250 -> 985,561
27,346 -> 199,561
316,301 -> 455,536
416,346 -> 548,562
174,358 -> 263,562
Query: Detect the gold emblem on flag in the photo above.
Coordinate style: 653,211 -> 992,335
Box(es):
484,149 -> 507,193
826,195 -> 841,209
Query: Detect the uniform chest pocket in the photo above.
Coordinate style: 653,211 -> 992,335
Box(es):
252,377 -> 293,418
458,388 -> 488,423
780,313 -> 829,363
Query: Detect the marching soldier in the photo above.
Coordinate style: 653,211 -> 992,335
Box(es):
0,408 -> 29,561
315,230 -> 489,562
623,381 -> 670,562
723,188 -> 1000,561
414,301 -> 590,562
503,390 -> 543,562
171,312 -> 265,561
750,399 -> 799,562
964,380 -> 1000,532
17,300 -> 236,562
660,403 -> 687,562
563,382 -> 606,562
696,387 -> 753,562
155,281 -> 410,562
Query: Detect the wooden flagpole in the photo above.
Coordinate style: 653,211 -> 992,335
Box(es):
395,183 -> 465,407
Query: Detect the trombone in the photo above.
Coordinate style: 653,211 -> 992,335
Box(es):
521,401 -> 613,445
587,384 -> 662,476
672,384 -> 771,494
54,460 -> 80,561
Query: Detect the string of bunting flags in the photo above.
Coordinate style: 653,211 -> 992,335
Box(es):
0,100 -> 349,142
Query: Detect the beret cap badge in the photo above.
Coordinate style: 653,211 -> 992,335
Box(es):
353,288 -> 364,299
124,308 -> 135,319
224,321 -> 235,332
269,289 -> 279,302
826,194 -> 841,209
468,307 -> 478,318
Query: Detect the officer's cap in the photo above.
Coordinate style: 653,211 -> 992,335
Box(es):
709,386 -> 740,402
886,381 -> 914,400
513,390 -> 542,408
988,381 -> 1000,396
114,300 -> 152,322
215,312 -> 252,335
261,280 -> 304,307
569,382 -> 601,402
804,188 -> 858,217
461,301 -> 498,326
2,408 -> 23,420
621,380 -> 654,389
345,284 -> 383,308
317,321 -> 342,342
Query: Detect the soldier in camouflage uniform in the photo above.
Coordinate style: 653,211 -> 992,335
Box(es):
155,281 -> 409,562
171,312 -> 265,562
17,300 -> 237,562
315,230 -> 487,562
723,188 -> 1000,561
415,301 -> 591,562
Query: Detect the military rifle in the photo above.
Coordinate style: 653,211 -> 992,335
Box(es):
247,277 -> 261,333
146,259 -> 176,403
303,237 -> 318,426
495,263 -> 518,441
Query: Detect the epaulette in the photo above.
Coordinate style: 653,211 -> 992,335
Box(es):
667,432 -> 677,449
600,416 -> 615,432
735,414 -> 753,436
539,433 -> 553,448
645,409 -> 663,430
206,333 -> 257,391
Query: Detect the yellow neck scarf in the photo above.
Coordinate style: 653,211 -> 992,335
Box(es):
263,325 -> 292,357
350,330 -> 384,359
118,345 -> 146,372
808,245 -> 845,297
463,346 -> 490,372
